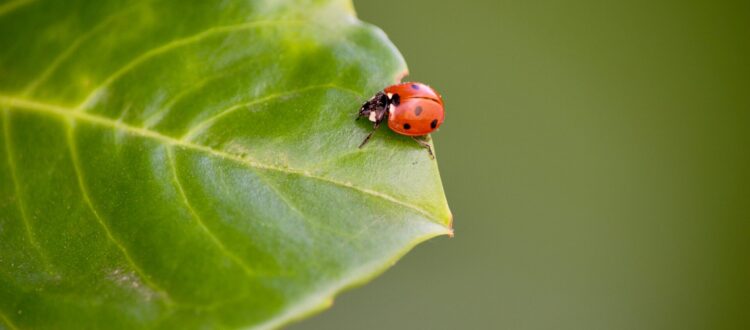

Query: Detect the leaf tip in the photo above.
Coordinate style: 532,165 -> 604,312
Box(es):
444,211 -> 455,237
342,0 -> 357,17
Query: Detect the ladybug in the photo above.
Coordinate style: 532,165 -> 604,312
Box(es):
357,82 -> 445,158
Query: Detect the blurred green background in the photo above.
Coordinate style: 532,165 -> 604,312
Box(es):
296,0 -> 749,329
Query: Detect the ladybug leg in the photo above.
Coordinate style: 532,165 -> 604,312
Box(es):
358,121 -> 380,148
357,92 -> 390,148
411,136 -> 435,159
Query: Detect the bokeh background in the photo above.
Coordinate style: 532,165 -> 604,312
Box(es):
296,0 -> 749,329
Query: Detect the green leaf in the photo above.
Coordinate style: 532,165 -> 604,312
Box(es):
0,0 -> 451,328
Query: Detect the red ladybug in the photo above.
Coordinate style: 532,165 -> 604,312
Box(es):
357,82 -> 445,158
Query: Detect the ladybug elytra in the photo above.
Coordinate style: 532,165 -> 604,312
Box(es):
357,82 -> 445,158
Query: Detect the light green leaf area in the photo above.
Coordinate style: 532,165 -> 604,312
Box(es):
0,0 -> 451,329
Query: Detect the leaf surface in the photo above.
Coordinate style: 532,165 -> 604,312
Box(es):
0,0 -> 451,328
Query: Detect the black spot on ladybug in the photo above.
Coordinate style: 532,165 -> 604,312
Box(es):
411,84 -> 420,90
430,119 -> 438,129
414,106 -> 423,116
391,93 -> 400,105
403,123 -> 411,130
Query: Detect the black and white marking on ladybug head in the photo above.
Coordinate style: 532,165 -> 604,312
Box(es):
389,93 -> 400,105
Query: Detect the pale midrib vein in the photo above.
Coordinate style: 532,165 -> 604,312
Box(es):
252,168 -> 351,238
0,96 -> 444,224
76,19 -> 304,111
181,83 -> 360,141
65,120 -> 176,306
142,76 -> 215,128
166,146 -> 260,279
1,108 -> 54,272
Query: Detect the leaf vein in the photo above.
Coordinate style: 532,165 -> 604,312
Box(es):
252,169 -> 351,238
0,96 -> 444,225
0,310 -> 19,330
1,108 -> 53,271
0,0 -> 36,17
22,4 -> 141,96
64,120 -> 176,306
181,83 -> 361,141
166,146 -> 261,279
142,71 -> 229,128
76,19 -> 305,112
